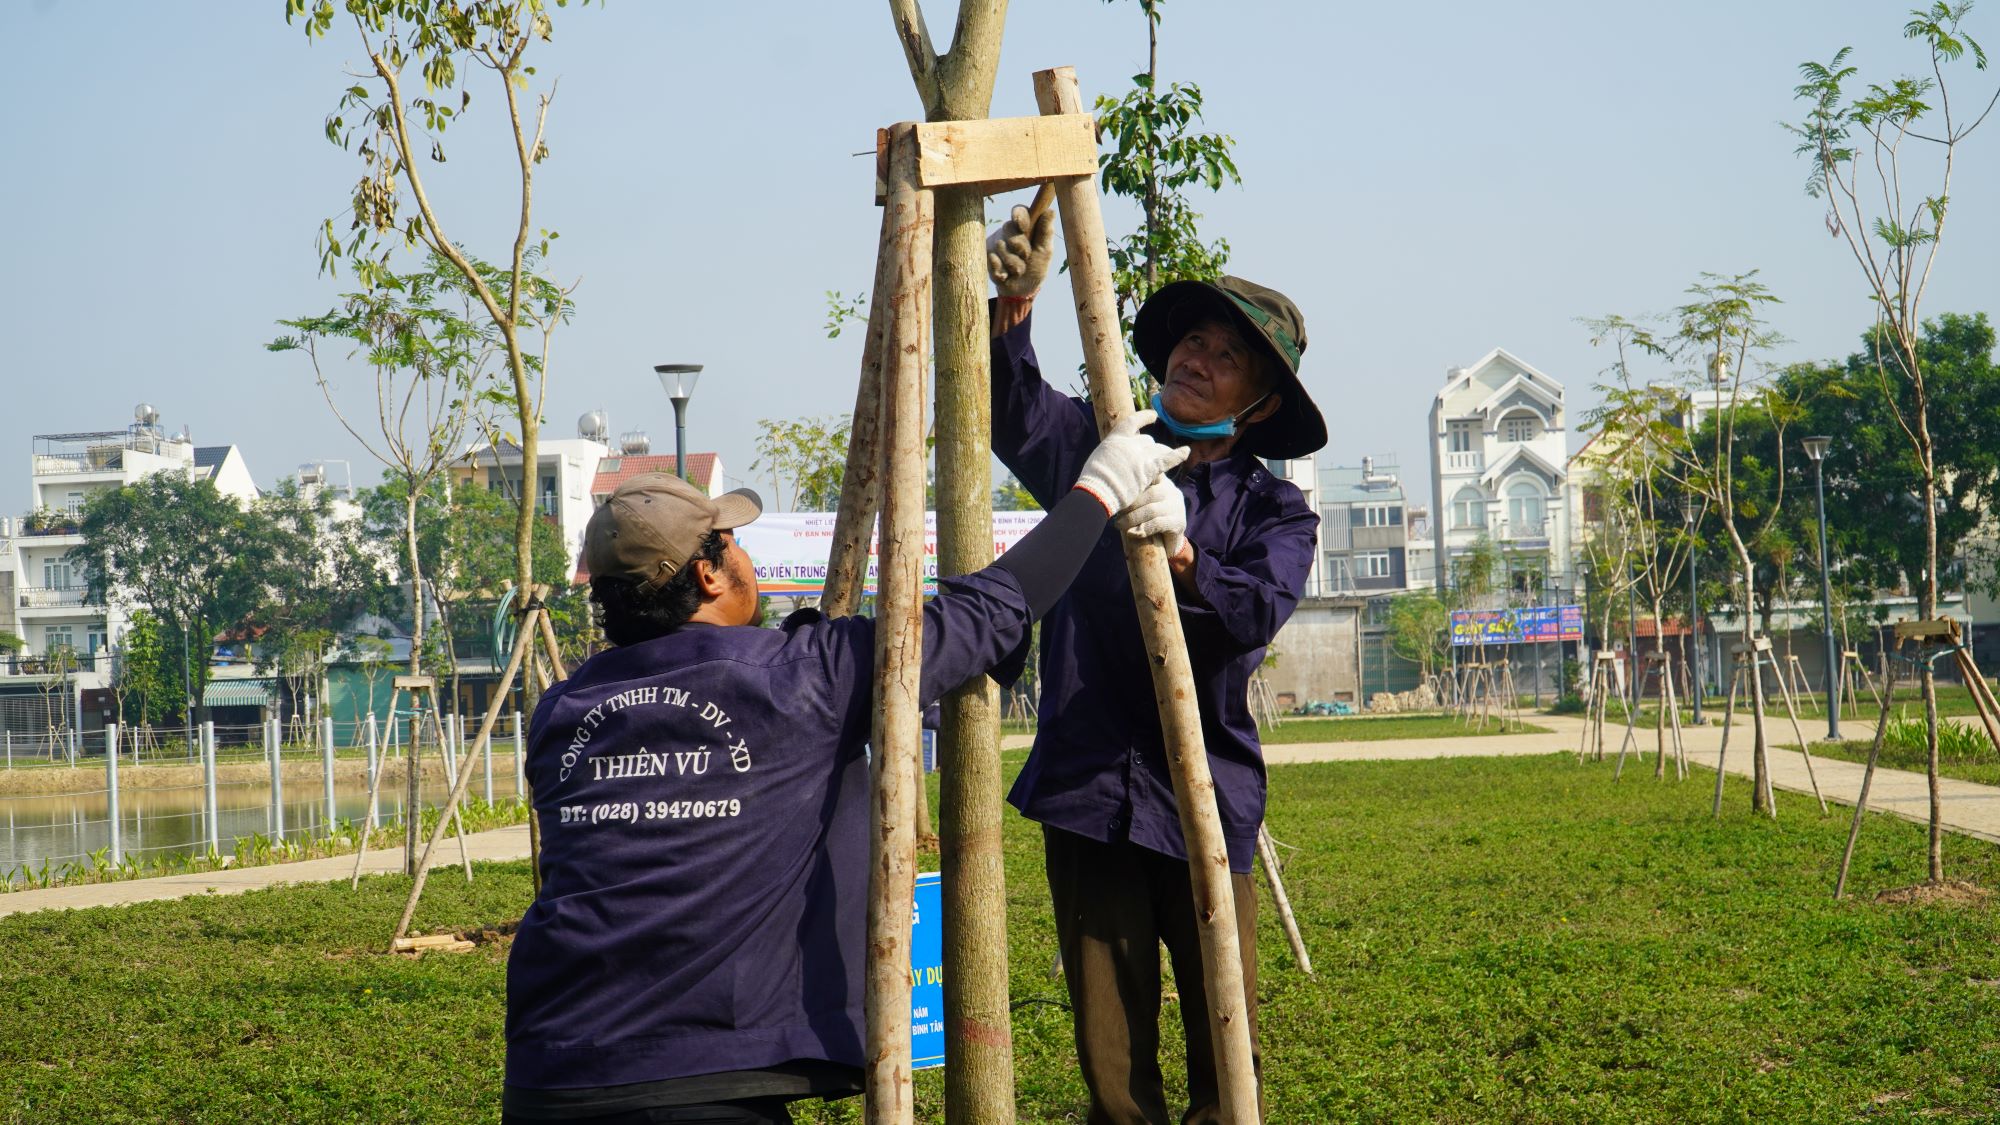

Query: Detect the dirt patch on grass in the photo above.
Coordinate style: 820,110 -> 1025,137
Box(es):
458,919 -> 520,947
1873,879 -> 1993,906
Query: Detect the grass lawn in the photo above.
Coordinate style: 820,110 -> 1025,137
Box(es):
1809,734 -> 2000,788
1613,684 -> 1988,729
1261,713 -> 1551,743
1798,708 -> 2000,788
5,754 -> 2000,1122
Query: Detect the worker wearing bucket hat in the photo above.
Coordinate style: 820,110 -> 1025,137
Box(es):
987,203 -> 1324,1123
505,424 -> 1188,1124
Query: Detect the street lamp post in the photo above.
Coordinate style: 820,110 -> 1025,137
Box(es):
1685,505 -> 1704,725
654,364 -> 703,483
1803,434 -> 1839,741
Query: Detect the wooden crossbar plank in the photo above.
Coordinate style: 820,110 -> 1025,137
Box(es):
875,114 -> 1100,200
1894,618 -> 1959,643
914,113 -> 1097,191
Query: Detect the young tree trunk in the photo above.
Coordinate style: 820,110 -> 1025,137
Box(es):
1920,436 -> 1943,883
405,486 -> 426,876
1652,600 -> 1668,779
889,3 -> 1017,1116
1728,541 -> 1772,816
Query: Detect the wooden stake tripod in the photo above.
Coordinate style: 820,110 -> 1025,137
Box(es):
1833,617 -> 2000,897
1454,659 -> 1521,731
381,596 -> 568,949
1614,652 -> 1688,781
1709,638 -> 1829,817
831,70 -> 1260,1123
1783,653 -> 1819,718
1579,651 -> 1636,763
349,674 -> 474,889
1838,649 -> 1868,720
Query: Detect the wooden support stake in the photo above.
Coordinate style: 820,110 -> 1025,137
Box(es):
395,674 -> 433,876
1712,660 -> 1743,817
1033,66 -> 1260,1124
1257,825 -> 1312,976
389,599 -> 544,949
352,687 -> 397,889
822,206 -> 898,620
1835,662 -> 1900,899
863,121 -> 931,1125
1951,647 -> 2000,758
1766,650 -> 1828,814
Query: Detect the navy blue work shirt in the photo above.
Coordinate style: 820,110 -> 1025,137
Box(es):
992,312 -> 1318,874
506,570 -> 1031,1091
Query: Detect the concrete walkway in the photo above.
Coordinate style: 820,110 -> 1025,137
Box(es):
0,824 -> 532,919
1265,713 -> 2000,847
13,716 -> 1992,918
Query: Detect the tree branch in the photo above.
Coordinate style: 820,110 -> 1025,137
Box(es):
887,0 -> 942,111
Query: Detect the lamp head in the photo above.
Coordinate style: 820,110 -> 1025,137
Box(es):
655,363 -> 703,405
1802,435 -> 1831,463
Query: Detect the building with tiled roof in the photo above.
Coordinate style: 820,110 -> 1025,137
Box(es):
573,452 -> 727,583
589,452 -> 723,501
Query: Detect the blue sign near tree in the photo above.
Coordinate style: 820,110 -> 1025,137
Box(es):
910,871 -> 944,1070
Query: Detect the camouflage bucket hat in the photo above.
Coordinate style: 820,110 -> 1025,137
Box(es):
1133,275 -> 1326,460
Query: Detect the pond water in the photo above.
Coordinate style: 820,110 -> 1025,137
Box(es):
0,766 -> 522,878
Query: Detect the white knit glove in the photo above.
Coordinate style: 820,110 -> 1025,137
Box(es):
986,203 -> 1057,297
1114,476 -> 1187,557
1072,411 -> 1190,518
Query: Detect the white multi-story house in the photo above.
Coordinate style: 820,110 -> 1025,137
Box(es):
451,418 -> 614,580
1426,348 -> 1573,598
0,408 -> 258,738
451,413 -> 730,580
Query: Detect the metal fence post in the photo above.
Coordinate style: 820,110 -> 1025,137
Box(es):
321,715 -> 337,834
482,711 -> 494,807
5,731 -> 10,770
267,718 -> 285,842
365,712 -> 380,830
441,714 -> 459,791
203,721 -> 220,856
106,722 -> 122,866
513,711 -> 524,799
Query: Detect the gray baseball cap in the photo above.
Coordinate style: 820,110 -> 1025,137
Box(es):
583,473 -> 761,589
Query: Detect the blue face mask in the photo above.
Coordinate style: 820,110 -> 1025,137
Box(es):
1150,391 -> 1273,441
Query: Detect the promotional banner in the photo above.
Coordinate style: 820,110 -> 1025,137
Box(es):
1450,605 -> 1584,647
910,871 -> 944,1070
734,511 -> 1048,597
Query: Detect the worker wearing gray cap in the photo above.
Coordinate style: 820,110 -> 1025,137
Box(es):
504,413 -> 1188,1125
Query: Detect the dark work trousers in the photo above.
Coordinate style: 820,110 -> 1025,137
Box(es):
1043,825 -> 1263,1125
501,1099 -> 792,1124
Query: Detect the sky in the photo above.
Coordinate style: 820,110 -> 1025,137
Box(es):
6,0 -> 1999,514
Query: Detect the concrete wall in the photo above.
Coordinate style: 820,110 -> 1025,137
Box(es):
1267,598 -> 1361,706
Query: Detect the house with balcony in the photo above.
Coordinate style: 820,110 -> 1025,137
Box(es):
451,419 -> 615,580
1316,456 -> 1410,597
0,410 -> 259,741
1426,348 -> 1573,597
